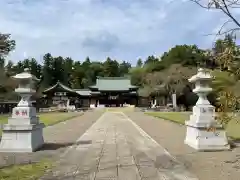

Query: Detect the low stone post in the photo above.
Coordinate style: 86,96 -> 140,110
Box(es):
184,68 -> 230,151
172,93 -> 177,111
0,68 -> 45,152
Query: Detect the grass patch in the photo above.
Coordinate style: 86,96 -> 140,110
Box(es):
145,112 -> 188,125
0,115 -> 8,124
0,112 -> 82,135
145,112 -> 240,140
0,159 -> 53,180
39,112 -> 82,126
0,112 -> 81,126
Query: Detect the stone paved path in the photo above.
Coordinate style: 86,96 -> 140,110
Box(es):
126,111 -> 240,180
40,111 -> 198,180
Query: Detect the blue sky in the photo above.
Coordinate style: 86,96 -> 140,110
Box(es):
0,0 -> 239,65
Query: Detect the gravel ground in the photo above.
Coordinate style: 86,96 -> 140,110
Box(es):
126,111 -> 240,180
0,110 -> 103,168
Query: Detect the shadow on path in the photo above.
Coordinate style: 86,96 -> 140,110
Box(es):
38,140 -> 93,151
39,142 -> 75,151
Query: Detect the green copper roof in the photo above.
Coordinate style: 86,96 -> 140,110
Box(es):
89,77 -> 138,91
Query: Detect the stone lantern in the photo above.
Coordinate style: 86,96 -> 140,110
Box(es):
184,68 -> 230,151
0,68 -> 44,152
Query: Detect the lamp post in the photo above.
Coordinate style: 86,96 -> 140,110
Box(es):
0,68 -> 44,152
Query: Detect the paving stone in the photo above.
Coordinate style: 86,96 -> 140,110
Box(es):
95,167 -> 118,180
74,173 -> 96,180
99,155 -> 117,170
77,165 -> 98,175
118,166 -> 141,180
118,150 -> 132,157
76,153 -> 100,174
134,154 -> 155,167
117,142 -> 131,156
101,153 -> 116,160
98,160 -> 118,170
102,147 -> 116,154
118,156 -> 135,166
138,166 -> 160,178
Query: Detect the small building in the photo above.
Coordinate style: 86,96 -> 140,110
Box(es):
42,77 -> 139,108
42,81 -> 80,110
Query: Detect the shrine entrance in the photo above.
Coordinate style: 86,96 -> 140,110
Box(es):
99,94 -> 122,107
89,77 -> 138,107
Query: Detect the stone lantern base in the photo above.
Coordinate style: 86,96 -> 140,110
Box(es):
0,107 -> 45,152
184,104 -> 230,151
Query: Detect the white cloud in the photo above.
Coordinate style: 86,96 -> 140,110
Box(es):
0,0 -> 239,64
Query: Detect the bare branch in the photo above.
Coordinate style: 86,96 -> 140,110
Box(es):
203,19 -> 240,38
218,20 -> 232,34
226,0 -> 240,7
205,28 -> 240,36
189,0 -> 216,9
218,28 -> 240,35
190,0 -> 240,29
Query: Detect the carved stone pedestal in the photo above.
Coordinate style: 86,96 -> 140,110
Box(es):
0,107 -> 45,152
184,105 -> 230,151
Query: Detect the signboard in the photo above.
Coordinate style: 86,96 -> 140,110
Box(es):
54,92 -> 67,96
109,95 -> 118,100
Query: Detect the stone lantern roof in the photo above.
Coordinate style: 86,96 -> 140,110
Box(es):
188,68 -> 212,83
12,68 -> 39,81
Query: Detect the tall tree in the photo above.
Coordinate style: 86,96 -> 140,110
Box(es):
136,58 -> 143,67
0,33 -> 15,82
71,61 -> 85,88
81,57 -> 93,87
90,62 -> 104,80
144,55 -> 159,65
0,33 -> 15,59
129,67 -> 146,86
5,60 -> 14,76
28,58 -> 42,78
119,61 -> 131,76
103,57 -> 120,77
64,57 -> 74,87
52,56 -> 67,84
0,33 -> 16,100
160,45 -> 206,67
41,53 -> 54,88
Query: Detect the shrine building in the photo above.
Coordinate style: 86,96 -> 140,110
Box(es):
42,77 -> 139,108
